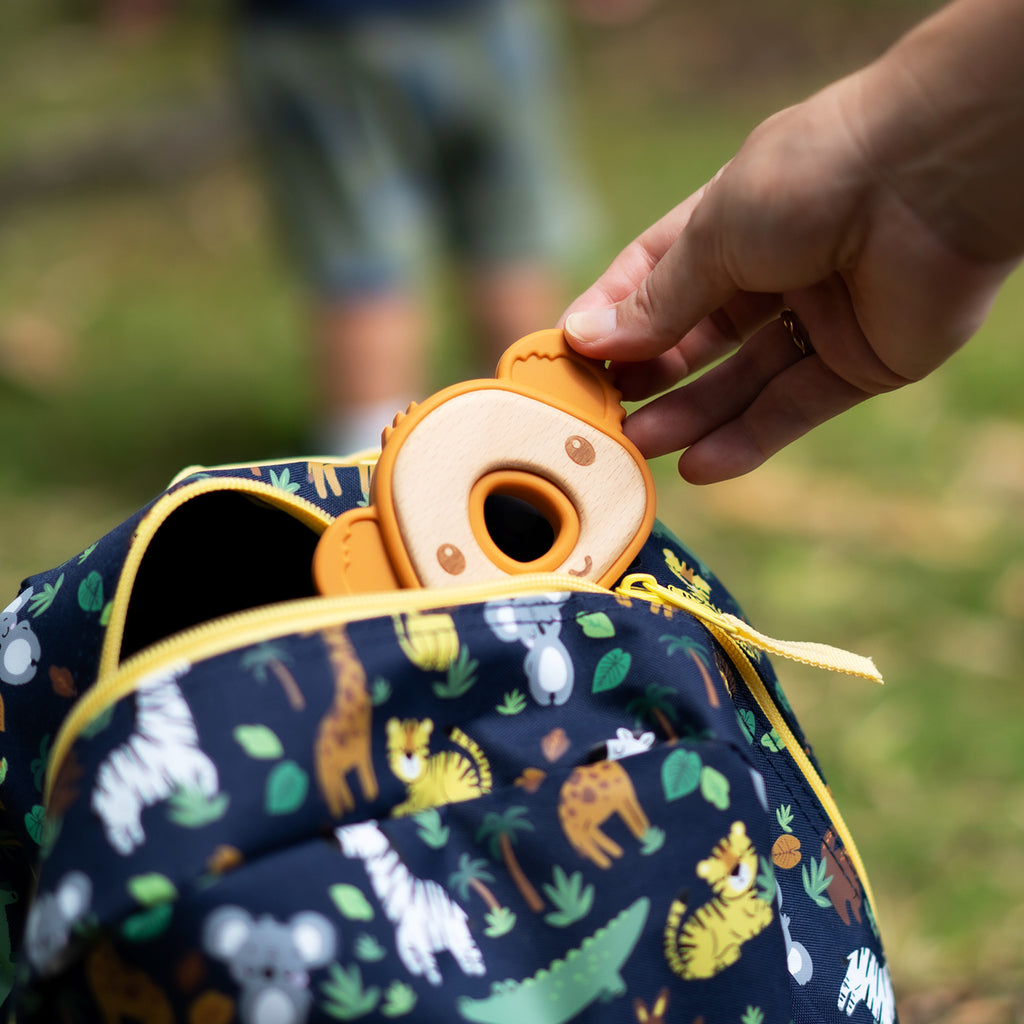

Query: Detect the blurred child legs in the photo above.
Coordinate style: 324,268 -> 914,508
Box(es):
232,0 -> 592,453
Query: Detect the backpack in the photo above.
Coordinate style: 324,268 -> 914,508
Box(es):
0,333 -> 895,1024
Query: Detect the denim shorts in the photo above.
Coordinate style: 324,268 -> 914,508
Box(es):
232,0 -> 591,298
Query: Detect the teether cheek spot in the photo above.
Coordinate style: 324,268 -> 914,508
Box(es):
436,544 -> 467,576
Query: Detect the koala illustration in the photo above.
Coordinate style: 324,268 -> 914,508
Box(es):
1,589 -> 40,686
23,870 -> 92,977
202,906 -> 336,1024
484,593 -> 575,706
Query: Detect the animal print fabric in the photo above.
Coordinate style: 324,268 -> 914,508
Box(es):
0,458 -> 894,1024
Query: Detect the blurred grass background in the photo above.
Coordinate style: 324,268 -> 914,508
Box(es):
1,2 -> 1022,1019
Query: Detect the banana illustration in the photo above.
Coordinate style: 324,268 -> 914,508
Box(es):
393,611 -> 460,672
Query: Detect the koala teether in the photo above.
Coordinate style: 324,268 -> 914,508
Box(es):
313,329 -> 656,594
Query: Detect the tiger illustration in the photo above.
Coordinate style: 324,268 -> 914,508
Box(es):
385,718 -> 492,817
91,662 -> 218,855
663,820 -> 773,979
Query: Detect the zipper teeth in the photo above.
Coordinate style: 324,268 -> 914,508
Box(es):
97,477 -> 337,681
46,573 -> 610,806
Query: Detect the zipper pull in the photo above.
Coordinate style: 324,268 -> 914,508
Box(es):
616,574 -> 883,684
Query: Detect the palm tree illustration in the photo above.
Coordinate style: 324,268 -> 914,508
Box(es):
626,683 -> 680,742
241,642 -> 305,711
449,854 -> 502,912
476,807 -> 544,913
661,635 -> 720,708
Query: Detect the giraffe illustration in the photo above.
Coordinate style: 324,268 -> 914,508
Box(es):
315,626 -> 378,817
86,942 -> 174,1024
557,760 -> 650,869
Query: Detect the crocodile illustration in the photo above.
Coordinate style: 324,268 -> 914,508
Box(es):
457,897 -> 650,1024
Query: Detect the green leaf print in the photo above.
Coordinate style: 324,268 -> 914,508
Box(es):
801,856 -> 834,908
699,765 -> 730,810
264,761 -> 309,815
542,866 -> 594,927
233,725 -> 284,760
741,1007 -> 765,1024
640,826 -> 666,856
496,689 -> 527,715
413,809 -> 449,849
269,467 -> 301,493
77,571 -> 104,613
77,543 -> 98,564
28,575 -> 63,617
432,646 -> 478,699
592,648 -> 631,693
760,728 -> 785,753
483,906 -> 516,938
575,610 -> 615,639
166,787 -> 229,828
661,748 -> 701,801
23,806 -> 45,846
321,963 -> 380,1020
353,933 -> 387,962
370,677 -> 392,705
776,804 -> 795,833
127,873 -> 177,907
737,709 -> 756,744
756,856 -> 777,903
381,981 -> 417,1018
121,904 -> 173,942
330,884 -> 375,921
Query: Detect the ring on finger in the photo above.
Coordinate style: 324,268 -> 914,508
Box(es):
780,308 -> 813,356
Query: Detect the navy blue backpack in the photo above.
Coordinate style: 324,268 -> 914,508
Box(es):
0,333 -> 895,1024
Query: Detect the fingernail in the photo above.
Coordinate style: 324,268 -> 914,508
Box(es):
565,306 -> 617,344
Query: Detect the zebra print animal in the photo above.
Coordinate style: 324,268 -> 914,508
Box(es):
91,663 -> 218,855
838,946 -> 895,1024
335,820 -> 485,986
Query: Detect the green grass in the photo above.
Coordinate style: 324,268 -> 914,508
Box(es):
1,5 -> 1022,1011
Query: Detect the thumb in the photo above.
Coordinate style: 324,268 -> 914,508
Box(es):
564,186 -> 737,362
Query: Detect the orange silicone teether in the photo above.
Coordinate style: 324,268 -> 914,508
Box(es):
312,328 -> 656,595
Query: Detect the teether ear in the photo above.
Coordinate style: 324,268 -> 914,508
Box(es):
496,329 -> 625,431
312,506 -> 401,596
314,329 -> 655,596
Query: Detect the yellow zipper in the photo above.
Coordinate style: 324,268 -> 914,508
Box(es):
97,476 -> 338,682
617,574 -> 882,913
45,573 -> 611,807
617,574 -> 883,683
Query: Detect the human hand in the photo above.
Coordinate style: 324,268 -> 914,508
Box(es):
561,0 -> 1024,483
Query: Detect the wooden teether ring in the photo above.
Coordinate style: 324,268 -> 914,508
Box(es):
378,387 -> 648,588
